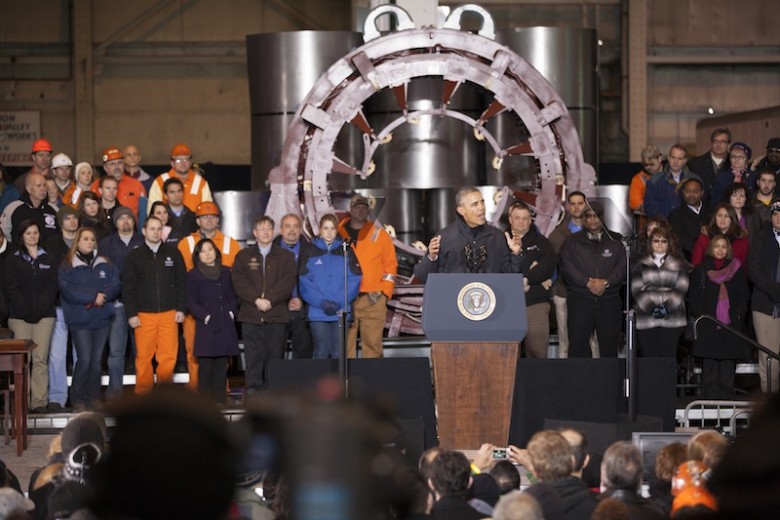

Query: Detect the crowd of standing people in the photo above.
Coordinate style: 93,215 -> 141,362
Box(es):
0,140 -> 399,410
1,130 -> 779,409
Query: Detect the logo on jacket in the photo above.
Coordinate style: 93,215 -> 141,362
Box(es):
44,214 -> 57,229
99,270 -> 107,279
457,282 -> 496,321
315,258 -> 323,265
602,249 -> 613,258
164,257 -> 174,267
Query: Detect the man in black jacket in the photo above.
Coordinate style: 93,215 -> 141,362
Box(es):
414,187 -> 522,281
687,127 -> 732,203
559,201 -> 626,358
122,216 -> 186,394
668,177 -> 711,262
508,201 -> 557,358
748,201 -> 780,393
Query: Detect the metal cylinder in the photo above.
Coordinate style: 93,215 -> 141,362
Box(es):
362,78 -> 485,190
213,191 -> 270,244
246,31 -> 364,190
495,27 -> 599,173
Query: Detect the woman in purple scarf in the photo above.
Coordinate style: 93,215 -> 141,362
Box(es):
688,234 -> 750,398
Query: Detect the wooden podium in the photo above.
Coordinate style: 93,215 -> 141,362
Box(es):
0,340 -> 36,456
432,341 -> 518,448
422,274 -> 526,449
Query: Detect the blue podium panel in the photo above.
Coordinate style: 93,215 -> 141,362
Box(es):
422,273 -> 527,342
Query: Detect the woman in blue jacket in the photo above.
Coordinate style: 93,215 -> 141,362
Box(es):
186,238 -> 239,403
59,227 -> 121,411
299,214 -> 362,358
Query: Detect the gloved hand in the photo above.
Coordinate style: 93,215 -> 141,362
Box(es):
322,300 -> 340,316
367,291 -> 385,305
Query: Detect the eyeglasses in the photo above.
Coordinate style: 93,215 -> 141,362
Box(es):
651,238 -> 669,244
584,213 -> 600,219
729,154 -> 747,160
768,148 -> 780,153
172,157 -> 192,163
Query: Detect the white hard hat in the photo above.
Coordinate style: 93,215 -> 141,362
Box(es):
51,153 -> 73,169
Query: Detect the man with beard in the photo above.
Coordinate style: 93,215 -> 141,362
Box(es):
98,206 -> 144,400
549,191 -> 588,358
749,168 -> 780,235
340,194 -> 398,358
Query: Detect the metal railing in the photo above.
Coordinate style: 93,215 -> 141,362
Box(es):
680,399 -> 753,435
693,314 -> 780,393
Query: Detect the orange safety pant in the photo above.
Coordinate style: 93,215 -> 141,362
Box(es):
134,310 -> 178,394
183,314 -> 198,390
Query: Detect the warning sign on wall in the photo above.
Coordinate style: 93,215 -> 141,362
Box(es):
0,111 -> 41,166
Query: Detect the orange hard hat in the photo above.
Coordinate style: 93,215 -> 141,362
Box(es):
102,146 -> 123,163
32,138 -> 53,153
170,143 -> 192,157
671,486 -> 717,516
672,460 -> 709,496
196,201 -> 220,217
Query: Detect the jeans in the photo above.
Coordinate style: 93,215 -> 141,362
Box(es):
242,322 -> 286,393
310,321 -> 342,359
48,307 -> 76,406
107,303 -> 133,400
70,326 -> 110,407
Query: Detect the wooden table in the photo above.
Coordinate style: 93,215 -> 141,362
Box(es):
0,340 -> 36,456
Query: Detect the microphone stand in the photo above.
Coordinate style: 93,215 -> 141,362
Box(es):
338,239 -> 350,397
621,235 -> 637,422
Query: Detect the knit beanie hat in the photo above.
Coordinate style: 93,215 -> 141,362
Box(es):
56,205 -> 78,227
112,206 -> 135,225
730,141 -> 752,161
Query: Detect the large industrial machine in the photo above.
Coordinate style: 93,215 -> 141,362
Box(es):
245,3 -> 599,334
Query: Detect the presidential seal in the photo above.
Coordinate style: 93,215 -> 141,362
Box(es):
457,282 -> 496,321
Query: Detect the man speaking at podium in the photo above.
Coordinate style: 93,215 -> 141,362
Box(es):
414,187 -> 522,281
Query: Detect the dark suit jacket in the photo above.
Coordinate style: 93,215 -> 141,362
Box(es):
667,204 -> 711,261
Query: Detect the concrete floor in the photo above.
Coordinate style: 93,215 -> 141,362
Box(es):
0,432 -> 57,492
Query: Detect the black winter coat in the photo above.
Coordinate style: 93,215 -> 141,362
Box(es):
413,216 -> 522,281
517,225 -> 557,306
748,225 -> 780,316
560,229 -> 626,298
688,257 -> 750,360
186,266 -> 239,357
121,242 -> 187,317
4,247 -> 58,323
